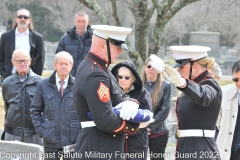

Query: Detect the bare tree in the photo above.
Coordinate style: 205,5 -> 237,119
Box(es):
77,0 -> 199,71
0,0 -> 34,29
166,0 -> 240,49
0,1 -> 11,27
39,0 -> 240,70
41,0 -> 83,32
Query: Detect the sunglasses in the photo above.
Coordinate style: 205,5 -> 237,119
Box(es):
118,75 -> 130,80
16,15 -> 30,19
147,65 -> 154,69
232,77 -> 239,82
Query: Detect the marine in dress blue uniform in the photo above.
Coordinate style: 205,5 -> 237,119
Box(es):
150,46 -> 222,160
72,25 -> 145,160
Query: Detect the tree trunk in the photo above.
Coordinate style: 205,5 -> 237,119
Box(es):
135,22 -> 148,61
148,0 -> 199,57
77,0 -> 110,24
148,19 -> 165,57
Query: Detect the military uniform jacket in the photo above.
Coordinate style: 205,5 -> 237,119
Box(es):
72,52 -> 140,160
176,70 -> 222,160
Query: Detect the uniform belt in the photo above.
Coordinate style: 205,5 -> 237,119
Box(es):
176,129 -> 215,138
81,121 -> 96,128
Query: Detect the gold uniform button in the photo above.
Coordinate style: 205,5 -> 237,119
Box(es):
94,62 -> 96,64
113,134 -> 116,137
126,126 -> 128,129
132,128 -> 134,131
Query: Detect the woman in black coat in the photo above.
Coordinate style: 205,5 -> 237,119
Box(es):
111,61 -> 152,160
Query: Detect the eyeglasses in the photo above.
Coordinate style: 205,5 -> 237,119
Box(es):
16,15 -> 30,19
147,65 -> 154,69
232,77 -> 239,82
118,75 -> 130,80
14,59 -> 30,64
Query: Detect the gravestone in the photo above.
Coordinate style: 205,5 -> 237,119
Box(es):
189,31 -> 220,58
171,84 -> 178,97
167,97 -> 177,123
44,41 -> 58,70
0,141 -> 43,160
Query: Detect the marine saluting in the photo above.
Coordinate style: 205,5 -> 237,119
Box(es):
150,46 -> 222,160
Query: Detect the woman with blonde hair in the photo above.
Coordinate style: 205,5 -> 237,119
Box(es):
150,46 -> 222,160
142,58 -> 172,160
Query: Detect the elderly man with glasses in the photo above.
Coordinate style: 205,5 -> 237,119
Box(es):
217,60 -> 240,160
1,49 -> 43,145
0,8 -> 45,81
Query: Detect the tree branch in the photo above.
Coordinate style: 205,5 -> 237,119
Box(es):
110,0 -> 121,26
144,0 -> 156,22
148,0 -> 200,57
169,0 -> 199,19
125,40 -> 144,74
77,0 -> 110,24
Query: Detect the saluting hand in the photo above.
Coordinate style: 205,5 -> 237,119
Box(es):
162,64 -> 186,87
149,54 -> 164,73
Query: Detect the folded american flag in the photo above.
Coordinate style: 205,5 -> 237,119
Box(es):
88,107 -> 152,123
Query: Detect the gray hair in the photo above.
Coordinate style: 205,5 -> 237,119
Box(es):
212,62 -> 222,78
118,66 -> 136,82
12,49 -> 30,59
74,11 -> 89,20
55,51 -> 73,64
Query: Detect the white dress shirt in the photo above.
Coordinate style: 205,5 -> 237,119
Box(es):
12,29 -> 31,73
55,73 -> 69,91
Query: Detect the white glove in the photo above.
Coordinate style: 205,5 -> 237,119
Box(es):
115,101 -> 139,120
149,54 -> 165,72
163,64 -> 186,87
139,117 -> 155,128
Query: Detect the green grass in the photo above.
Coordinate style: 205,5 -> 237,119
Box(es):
218,79 -> 232,86
41,70 -> 54,78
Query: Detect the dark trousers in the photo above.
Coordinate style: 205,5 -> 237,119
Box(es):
44,147 -> 72,160
149,131 -> 169,160
230,148 -> 240,160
